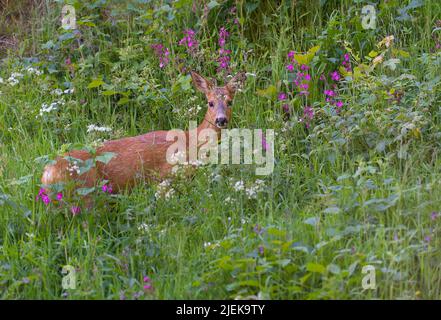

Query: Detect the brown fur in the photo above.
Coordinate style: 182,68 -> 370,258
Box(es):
41,71 -> 246,193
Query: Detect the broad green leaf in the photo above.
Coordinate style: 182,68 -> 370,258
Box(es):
101,90 -> 119,96
96,152 -> 116,164
77,187 -> 95,196
327,264 -> 341,275
207,0 -> 220,9
256,85 -> 277,98
294,45 -> 320,65
306,262 -> 326,274
88,79 -> 105,89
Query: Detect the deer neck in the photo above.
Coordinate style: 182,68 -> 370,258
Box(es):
184,112 -> 223,151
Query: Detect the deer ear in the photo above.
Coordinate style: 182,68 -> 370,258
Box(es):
191,71 -> 213,94
227,71 -> 247,93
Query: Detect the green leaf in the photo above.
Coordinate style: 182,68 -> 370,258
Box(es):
323,206 -> 341,214
88,79 -> 105,89
383,58 -> 400,71
306,262 -> 326,274
77,187 -> 95,196
117,97 -> 130,105
96,152 -> 116,164
304,217 -> 320,226
368,50 -> 378,58
327,264 -> 341,275
101,90 -> 119,96
256,85 -> 277,99
207,0 -> 220,9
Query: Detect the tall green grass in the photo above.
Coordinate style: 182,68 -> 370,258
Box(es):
1,0 -> 441,299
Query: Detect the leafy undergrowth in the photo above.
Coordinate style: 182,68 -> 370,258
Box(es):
1,0 -> 441,299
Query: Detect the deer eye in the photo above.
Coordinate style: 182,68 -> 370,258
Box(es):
226,100 -> 232,107
209,102 -> 214,107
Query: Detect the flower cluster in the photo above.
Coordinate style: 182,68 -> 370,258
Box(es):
151,43 -> 170,68
36,188 -> 51,205
143,276 -> 153,291
87,124 -> 112,133
283,51 -> 315,126
300,106 -> 314,128
178,29 -> 198,56
7,72 -> 23,86
38,99 -> 65,117
155,179 -> 175,200
25,66 -> 43,76
232,179 -> 265,199
36,188 -> 81,216
320,53 -> 350,111
102,184 -> 113,193
51,88 -> 74,96
342,53 -> 351,72
217,27 -> 231,74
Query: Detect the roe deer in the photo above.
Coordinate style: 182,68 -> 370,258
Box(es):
41,71 -> 246,193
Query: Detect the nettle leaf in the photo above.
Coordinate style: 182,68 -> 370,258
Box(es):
207,0 -> 220,9
323,206 -> 341,214
304,217 -> 320,227
257,85 -> 277,99
383,59 -> 400,71
78,158 -> 95,175
96,152 -> 117,164
101,90 -> 119,96
306,262 -> 326,274
294,45 -> 320,65
88,78 -> 105,89
327,264 -> 341,275
77,187 -> 95,196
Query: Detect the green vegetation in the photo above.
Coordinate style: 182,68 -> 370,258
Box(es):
1,0 -> 441,299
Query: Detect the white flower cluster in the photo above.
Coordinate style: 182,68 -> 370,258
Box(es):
51,88 -> 74,96
67,160 -> 81,176
187,105 -> 202,116
0,67 -> 43,88
204,241 -> 220,249
87,124 -> 112,133
155,179 -> 176,200
170,150 -> 206,174
26,67 -> 43,76
7,72 -> 23,86
38,99 -> 65,117
232,179 -> 265,199
138,223 -> 150,234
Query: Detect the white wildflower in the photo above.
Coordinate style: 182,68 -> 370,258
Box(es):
87,124 -> 112,133
10,72 -> 23,78
8,77 -> 19,86
26,67 -> 43,75
39,102 -> 57,116
51,88 -> 63,96
155,179 -> 175,200
138,223 -> 149,233
67,161 -> 80,176
233,180 -> 245,192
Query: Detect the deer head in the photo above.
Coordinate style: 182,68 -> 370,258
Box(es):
191,71 -> 246,129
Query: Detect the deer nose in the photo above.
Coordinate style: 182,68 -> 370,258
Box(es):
215,117 -> 228,127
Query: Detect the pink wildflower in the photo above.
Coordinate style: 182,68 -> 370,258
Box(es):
71,206 -> 81,216
278,92 -> 287,101
331,71 -> 340,81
